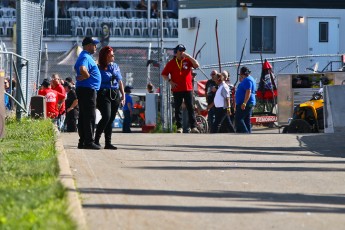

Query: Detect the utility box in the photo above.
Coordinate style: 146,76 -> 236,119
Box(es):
145,93 -> 158,125
277,72 -> 345,126
30,95 -> 46,119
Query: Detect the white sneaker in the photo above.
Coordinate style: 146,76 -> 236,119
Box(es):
176,128 -> 183,133
191,127 -> 200,133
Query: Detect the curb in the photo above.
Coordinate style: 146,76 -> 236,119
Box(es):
56,136 -> 88,230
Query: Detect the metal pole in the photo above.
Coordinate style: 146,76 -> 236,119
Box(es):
147,42 -> 151,83
215,19 -> 221,72
54,0 -> 58,35
16,0 -> 22,120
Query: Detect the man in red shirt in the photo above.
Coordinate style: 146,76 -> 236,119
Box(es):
161,44 -> 200,133
51,73 -> 66,130
38,79 -> 65,120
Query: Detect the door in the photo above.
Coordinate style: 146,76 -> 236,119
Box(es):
308,18 -> 340,71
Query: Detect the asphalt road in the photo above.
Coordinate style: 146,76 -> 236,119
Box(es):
60,128 -> 345,230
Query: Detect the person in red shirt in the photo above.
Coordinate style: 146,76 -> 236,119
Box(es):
38,79 -> 65,120
161,44 -> 200,133
50,73 -> 66,130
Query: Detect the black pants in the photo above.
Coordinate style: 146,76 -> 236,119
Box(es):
173,91 -> 196,129
76,87 -> 97,145
65,109 -> 78,132
212,107 -> 235,133
95,89 -> 120,144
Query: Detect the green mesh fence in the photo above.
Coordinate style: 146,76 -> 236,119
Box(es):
20,0 -> 45,110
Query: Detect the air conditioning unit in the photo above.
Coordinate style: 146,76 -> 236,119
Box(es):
237,5 -> 248,19
182,17 -> 197,29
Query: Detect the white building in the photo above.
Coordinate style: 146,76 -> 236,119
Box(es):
178,0 -> 345,66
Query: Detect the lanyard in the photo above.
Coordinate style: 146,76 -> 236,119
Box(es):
175,58 -> 183,72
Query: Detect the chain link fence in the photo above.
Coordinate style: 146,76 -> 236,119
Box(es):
40,48 -> 344,92
40,46 -> 174,92
198,54 -> 344,85
1,0 -> 45,116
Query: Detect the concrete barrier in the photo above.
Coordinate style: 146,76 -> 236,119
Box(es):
324,85 -> 345,133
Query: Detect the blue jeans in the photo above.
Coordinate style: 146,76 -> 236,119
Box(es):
122,110 -> 132,133
235,104 -> 253,133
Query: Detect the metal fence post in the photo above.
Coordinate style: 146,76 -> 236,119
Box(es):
16,0 -> 22,120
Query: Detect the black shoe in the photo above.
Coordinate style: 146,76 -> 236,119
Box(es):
104,144 -> 117,150
84,143 -> 101,150
94,141 -> 101,148
78,143 -> 84,149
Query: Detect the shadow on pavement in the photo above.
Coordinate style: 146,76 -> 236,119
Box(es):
299,134 -> 345,158
78,188 -> 345,214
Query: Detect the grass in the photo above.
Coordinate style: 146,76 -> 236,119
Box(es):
0,118 -> 76,230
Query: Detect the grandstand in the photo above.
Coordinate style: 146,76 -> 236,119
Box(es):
0,0 -> 178,40
0,0 -> 179,93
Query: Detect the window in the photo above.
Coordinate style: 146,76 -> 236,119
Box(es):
319,22 -> 328,42
250,16 -> 276,53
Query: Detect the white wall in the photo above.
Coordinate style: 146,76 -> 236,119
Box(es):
179,8 -> 237,69
180,7 -> 345,66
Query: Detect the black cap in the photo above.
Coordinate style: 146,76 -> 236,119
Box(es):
124,85 -> 133,93
40,78 -> 50,87
63,81 -> 71,88
240,66 -> 251,75
82,37 -> 100,46
174,44 -> 186,53
65,77 -> 74,84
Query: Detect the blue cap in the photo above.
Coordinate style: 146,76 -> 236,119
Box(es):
82,37 -> 100,46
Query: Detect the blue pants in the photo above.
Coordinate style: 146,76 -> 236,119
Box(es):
235,104 -> 253,133
122,110 -> 132,133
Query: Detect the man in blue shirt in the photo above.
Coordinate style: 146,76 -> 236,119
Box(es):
235,66 -> 256,133
74,37 -> 102,149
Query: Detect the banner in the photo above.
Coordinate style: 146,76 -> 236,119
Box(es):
100,23 -> 111,48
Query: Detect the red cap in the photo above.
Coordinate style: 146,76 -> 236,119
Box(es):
263,60 -> 272,70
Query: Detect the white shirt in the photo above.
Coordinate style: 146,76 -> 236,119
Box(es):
214,81 -> 230,108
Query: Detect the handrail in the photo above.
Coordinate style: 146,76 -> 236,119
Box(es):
0,51 -> 29,62
4,92 -> 28,114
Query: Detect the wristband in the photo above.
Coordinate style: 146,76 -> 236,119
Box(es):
242,103 -> 246,106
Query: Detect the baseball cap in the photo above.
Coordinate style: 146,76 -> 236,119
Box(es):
174,44 -> 186,52
82,37 -> 100,46
124,85 -> 133,93
63,81 -> 71,88
65,77 -> 75,84
240,66 -> 251,75
40,78 -> 50,87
